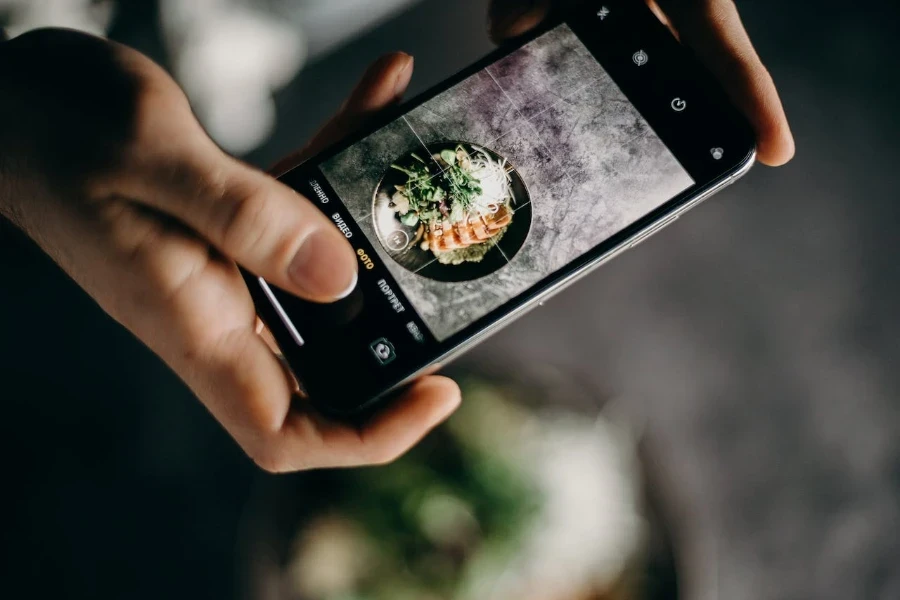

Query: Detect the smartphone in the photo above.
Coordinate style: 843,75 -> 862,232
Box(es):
245,0 -> 756,417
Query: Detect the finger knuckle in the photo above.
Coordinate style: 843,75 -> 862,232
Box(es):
182,328 -> 291,439
217,184 -> 279,257
119,231 -> 208,308
130,70 -> 193,137
181,323 -> 245,372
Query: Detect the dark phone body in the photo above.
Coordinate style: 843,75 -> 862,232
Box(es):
243,0 -> 756,418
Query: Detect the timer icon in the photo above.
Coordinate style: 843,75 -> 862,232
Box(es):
671,97 -> 687,112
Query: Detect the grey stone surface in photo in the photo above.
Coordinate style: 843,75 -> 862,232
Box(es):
321,25 -> 693,340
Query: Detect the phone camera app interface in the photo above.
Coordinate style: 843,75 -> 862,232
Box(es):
318,25 -> 693,343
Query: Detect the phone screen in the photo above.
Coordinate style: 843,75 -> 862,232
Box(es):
254,3 -> 754,412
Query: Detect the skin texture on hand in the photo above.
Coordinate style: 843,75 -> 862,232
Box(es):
488,0 -> 795,166
0,2 -> 789,471
0,30 -> 460,472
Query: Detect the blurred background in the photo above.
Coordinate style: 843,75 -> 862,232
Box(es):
1,1 -> 898,599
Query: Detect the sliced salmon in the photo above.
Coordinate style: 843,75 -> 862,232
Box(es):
456,222 -> 480,245
424,207 -> 510,256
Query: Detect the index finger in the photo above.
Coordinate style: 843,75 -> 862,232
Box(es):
102,124 -> 359,304
654,0 -> 794,165
488,0 -> 794,166
488,0 -> 554,43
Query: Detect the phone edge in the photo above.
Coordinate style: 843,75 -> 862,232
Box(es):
334,147 -> 758,417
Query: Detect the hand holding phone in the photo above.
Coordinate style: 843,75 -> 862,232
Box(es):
0,33 -> 458,472
1,0 -> 793,472
252,0 -> 794,419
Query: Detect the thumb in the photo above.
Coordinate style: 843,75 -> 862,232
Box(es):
122,53 -> 417,302
110,108 -> 359,303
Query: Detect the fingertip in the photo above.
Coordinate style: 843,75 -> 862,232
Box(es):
488,0 -> 550,43
392,379 -> 462,435
348,51 -> 415,113
360,52 -> 405,85
189,326 -> 295,439
356,376 -> 461,462
746,66 -> 796,167
409,375 -> 463,417
490,10 -> 548,43
664,1 -> 794,167
375,376 -> 462,432
758,128 -> 796,167
752,101 -> 795,167
393,53 -> 414,99
287,225 -> 359,303
758,145 -> 795,167
334,269 -> 359,301
373,51 -> 414,81
271,375 -> 462,470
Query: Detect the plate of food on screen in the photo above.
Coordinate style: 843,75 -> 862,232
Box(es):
373,142 -> 532,282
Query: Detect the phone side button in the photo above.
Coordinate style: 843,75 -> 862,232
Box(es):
629,215 -> 679,250
258,277 -> 306,348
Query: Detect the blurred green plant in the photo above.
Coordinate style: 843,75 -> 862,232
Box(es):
288,377 -> 544,600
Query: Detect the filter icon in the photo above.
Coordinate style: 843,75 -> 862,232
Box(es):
632,50 -> 649,66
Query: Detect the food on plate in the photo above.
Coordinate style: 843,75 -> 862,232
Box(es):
382,144 -> 516,266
